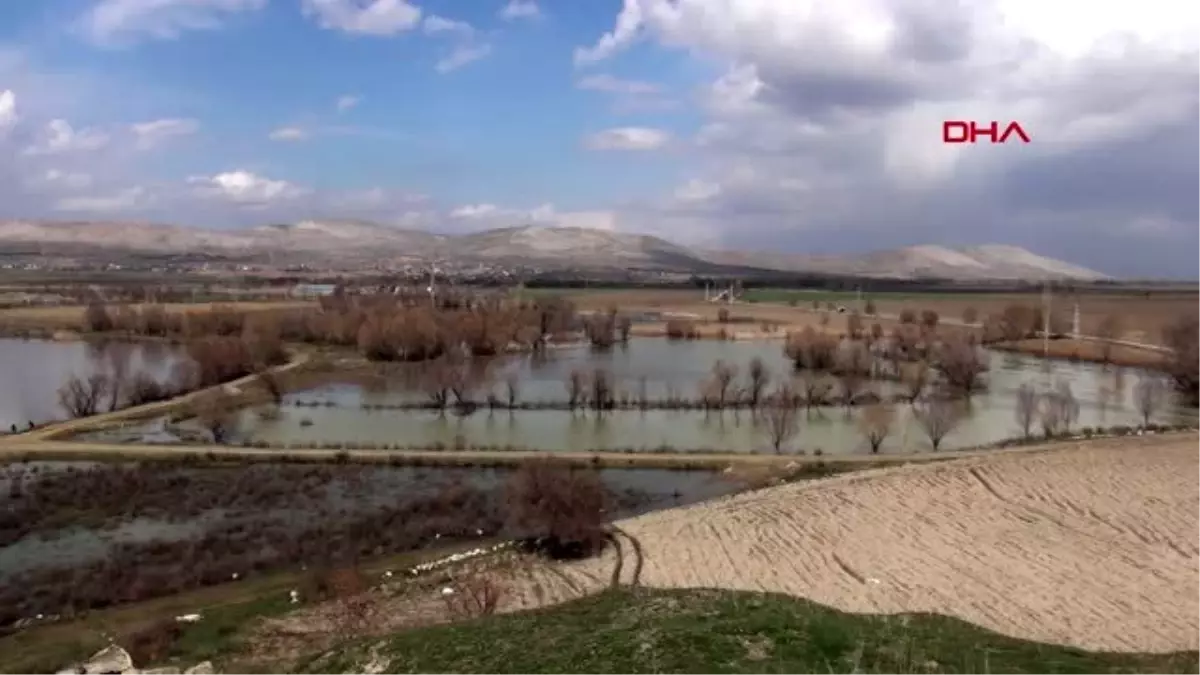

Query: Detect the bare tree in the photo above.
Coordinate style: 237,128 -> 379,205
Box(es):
858,403 -> 896,453
846,312 -> 864,340
589,368 -> 614,411
745,357 -> 770,409
1039,381 -> 1079,438
1014,382 -> 1038,440
761,383 -> 800,453
1096,314 -> 1122,365
57,373 -> 111,418
794,371 -> 831,409
443,570 -> 508,619
258,369 -> 285,405
934,337 -> 989,399
1133,375 -> 1167,427
194,392 -> 236,444
900,361 -> 929,404
711,360 -> 739,407
565,369 -> 586,410
101,342 -> 135,412
504,374 -> 520,409
1162,314 -> 1199,407
961,307 -> 978,325
913,398 -> 964,451
834,342 -> 871,407
504,460 -> 610,559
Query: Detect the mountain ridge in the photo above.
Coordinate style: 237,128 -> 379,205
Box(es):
0,219 -> 1111,281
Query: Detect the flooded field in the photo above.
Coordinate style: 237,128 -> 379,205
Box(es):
0,338 -> 186,430
0,461 -> 738,623
84,338 -> 1193,455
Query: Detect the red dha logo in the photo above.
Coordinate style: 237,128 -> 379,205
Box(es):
942,121 -> 1031,144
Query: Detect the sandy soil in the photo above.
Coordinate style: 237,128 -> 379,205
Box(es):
262,433 -> 1198,656
615,432 -> 1199,653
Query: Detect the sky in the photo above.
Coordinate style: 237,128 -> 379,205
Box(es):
0,0 -> 1197,278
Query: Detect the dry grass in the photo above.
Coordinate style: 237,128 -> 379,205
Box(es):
993,338 -> 1169,369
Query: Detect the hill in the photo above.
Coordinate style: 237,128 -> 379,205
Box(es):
0,219 -> 1110,281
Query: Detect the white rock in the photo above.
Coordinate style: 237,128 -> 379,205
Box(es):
441,587 -> 455,596
184,661 -> 215,675
175,613 -> 202,623
79,645 -> 133,674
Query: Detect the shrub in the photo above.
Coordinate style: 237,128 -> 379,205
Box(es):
504,460 -> 610,559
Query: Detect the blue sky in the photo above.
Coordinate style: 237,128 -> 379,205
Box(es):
0,0 -> 1197,277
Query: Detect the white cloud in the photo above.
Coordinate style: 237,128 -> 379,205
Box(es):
576,74 -> 660,95
268,126 -> 309,142
336,94 -> 360,112
0,89 -> 17,132
40,169 -> 94,190
301,0 -> 421,36
56,187 -> 146,212
450,203 -> 499,218
131,118 -> 199,149
23,119 -> 110,156
188,170 -> 306,205
583,126 -> 671,151
422,15 -> 474,37
500,1 -> 541,20
435,43 -> 492,73
573,0 -> 1199,276
79,0 -> 267,46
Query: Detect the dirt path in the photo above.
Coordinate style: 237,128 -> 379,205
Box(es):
616,432 -> 1198,653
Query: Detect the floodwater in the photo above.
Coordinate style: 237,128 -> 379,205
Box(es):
0,462 -> 738,576
85,338 -> 1194,455
0,338 -> 186,430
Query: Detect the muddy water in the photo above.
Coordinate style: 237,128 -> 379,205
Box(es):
0,338 -> 187,430
0,462 -> 738,576
91,338 -> 1194,455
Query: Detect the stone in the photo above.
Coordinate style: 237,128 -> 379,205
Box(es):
184,661 -> 215,675
79,645 -> 134,674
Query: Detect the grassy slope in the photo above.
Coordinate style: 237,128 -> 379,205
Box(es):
302,588 -> 1199,674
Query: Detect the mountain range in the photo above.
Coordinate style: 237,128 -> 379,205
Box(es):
0,219 -> 1110,281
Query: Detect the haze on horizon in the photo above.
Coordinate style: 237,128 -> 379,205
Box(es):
0,0 -> 1196,279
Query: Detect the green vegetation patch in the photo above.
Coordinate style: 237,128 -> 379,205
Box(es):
303,588 -> 1198,674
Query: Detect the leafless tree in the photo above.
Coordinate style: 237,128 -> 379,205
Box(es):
1039,381 -> 1079,438
1096,314 -> 1123,365
858,402 -> 896,453
1133,375 -> 1167,427
794,371 -> 832,409
1015,382 -> 1038,440
565,369 -> 586,410
99,342 -> 135,412
913,398 -> 964,451
589,368 -> 614,411
934,337 -> 989,399
711,360 -> 739,408
422,361 -> 453,410
258,369 -> 284,405
1162,314 -> 1199,406
745,357 -> 770,409
443,570 -> 507,619
504,460 -> 610,559
900,361 -> 929,404
961,307 -> 979,325
504,374 -> 520,409
920,309 -> 940,332
846,312 -> 864,340
761,383 -> 800,453
57,373 -> 111,418
194,391 -> 236,444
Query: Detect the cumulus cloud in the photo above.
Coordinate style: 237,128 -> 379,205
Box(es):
0,90 -> 17,132
422,15 -> 474,37
583,126 -> 671,151
301,0 -> 421,36
188,170 -> 306,205
131,118 -> 199,149
435,43 -> 492,73
79,0 -> 266,46
575,0 -> 1200,276
500,1 -> 541,20
23,119 -> 110,156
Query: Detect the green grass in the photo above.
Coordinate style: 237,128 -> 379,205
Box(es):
300,588 -> 1198,674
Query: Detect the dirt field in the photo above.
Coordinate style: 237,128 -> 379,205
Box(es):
266,433 -> 1199,656
568,289 -> 1198,346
